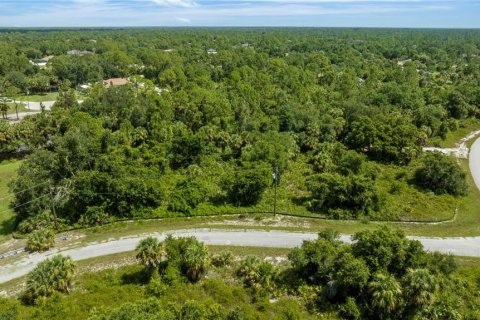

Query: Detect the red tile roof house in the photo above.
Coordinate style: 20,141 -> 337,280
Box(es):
103,78 -> 129,88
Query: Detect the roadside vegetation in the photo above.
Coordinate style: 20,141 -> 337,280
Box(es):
1,227 -> 479,319
0,160 -> 20,242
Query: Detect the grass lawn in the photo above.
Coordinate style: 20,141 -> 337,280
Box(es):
429,117 -> 480,148
0,161 -> 20,243
17,92 -> 59,102
6,102 -> 31,114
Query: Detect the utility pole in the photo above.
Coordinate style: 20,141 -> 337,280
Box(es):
49,181 -> 59,230
272,166 -> 279,217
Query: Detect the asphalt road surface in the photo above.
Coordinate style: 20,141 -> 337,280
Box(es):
469,136 -> 480,191
2,229 -> 480,284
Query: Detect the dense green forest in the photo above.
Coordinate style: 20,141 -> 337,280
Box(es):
1,227 -> 480,319
0,28 -> 479,232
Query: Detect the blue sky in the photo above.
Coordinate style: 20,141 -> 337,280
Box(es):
0,0 -> 479,28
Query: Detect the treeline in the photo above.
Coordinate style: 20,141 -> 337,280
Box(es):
1,28 -> 476,228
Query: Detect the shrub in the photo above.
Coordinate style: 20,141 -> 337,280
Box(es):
168,180 -> 206,215
413,152 -> 468,196
26,228 -> 55,252
23,255 -> 76,303
163,236 -> 210,283
237,255 -> 277,291
339,297 -> 361,320
226,162 -> 270,206
212,251 -> 234,267
78,205 -> 110,227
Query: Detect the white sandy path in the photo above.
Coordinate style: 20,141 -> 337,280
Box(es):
2,229 -> 480,284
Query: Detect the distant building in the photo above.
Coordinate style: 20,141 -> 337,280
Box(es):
241,43 -> 254,50
39,55 -> 55,63
397,59 -> 412,66
207,48 -> 218,55
103,78 -> 129,88
30,55 -> 54,68
78,84 -> 92,92
163,49 -> 174,53
67,50 -> 93,56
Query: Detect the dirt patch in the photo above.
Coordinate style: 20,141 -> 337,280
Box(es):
208,215 -> 313,228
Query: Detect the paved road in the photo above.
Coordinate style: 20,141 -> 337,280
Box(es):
4,111 -> 41,122
2,229 -> 480,284
469,137 -> 480,191
24,101 -> 55,111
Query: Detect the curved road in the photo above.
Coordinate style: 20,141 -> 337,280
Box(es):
469,137 -> 480,190
2,228 -> 480,284
1,135 -> 480,285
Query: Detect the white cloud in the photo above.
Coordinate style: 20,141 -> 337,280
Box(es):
0,0 -> 463,27
175,16 -> 192,23
150,0 -> 197,7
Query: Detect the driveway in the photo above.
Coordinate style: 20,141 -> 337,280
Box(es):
2,229 -> 480,284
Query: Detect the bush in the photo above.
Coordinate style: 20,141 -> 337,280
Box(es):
78,205 -> 110,227
237,255 -> 277,291
212,251 -> 234,267
413,152 -> 468,196
339,297 -> 361,320
163,236 -> 210,282
23,255 -> 76,303
306,173 -> 381,217
168,180 -> 206,215
226,162 -> 271,206
26,228 -> 55,252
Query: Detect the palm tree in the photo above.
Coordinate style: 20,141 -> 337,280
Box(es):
136,236 -> 165,269
50,254 -> 76,294
26,228 -> 55,252
24,255 -> 76,303
0,102 -> 7,119
369,272 -> 402,315
237,255 -> 264,289
402,268 -> 437,307
183,241 -> 209,282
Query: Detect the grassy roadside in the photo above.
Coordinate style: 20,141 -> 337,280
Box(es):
0,161 -> 20,243
429,118 -> 480,148
1,244 -> 476,295
0,245 -> 292,294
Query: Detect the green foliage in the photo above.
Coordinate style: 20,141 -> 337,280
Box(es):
338,297 -> 361,320
135,236 -> 165,269
237,255 -> 277,292
78,205 -> 110,227
163,236 -> 210,282
368,272 -> 402,315
3,28 -> 479,230
289,226 -> 463,318
306,172 -> 381,217
168,179 -> 207,215
23,255 -> 76,303
212,251 -> 234,268
0,297 -> 18,320
225,162 -> 271,206
413,152 -> 468,196
26,228 -> 55,252
351,227 -> 427,275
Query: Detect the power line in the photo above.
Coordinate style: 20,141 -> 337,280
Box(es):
0,180 -> 50,202
0,194 -> 50,215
